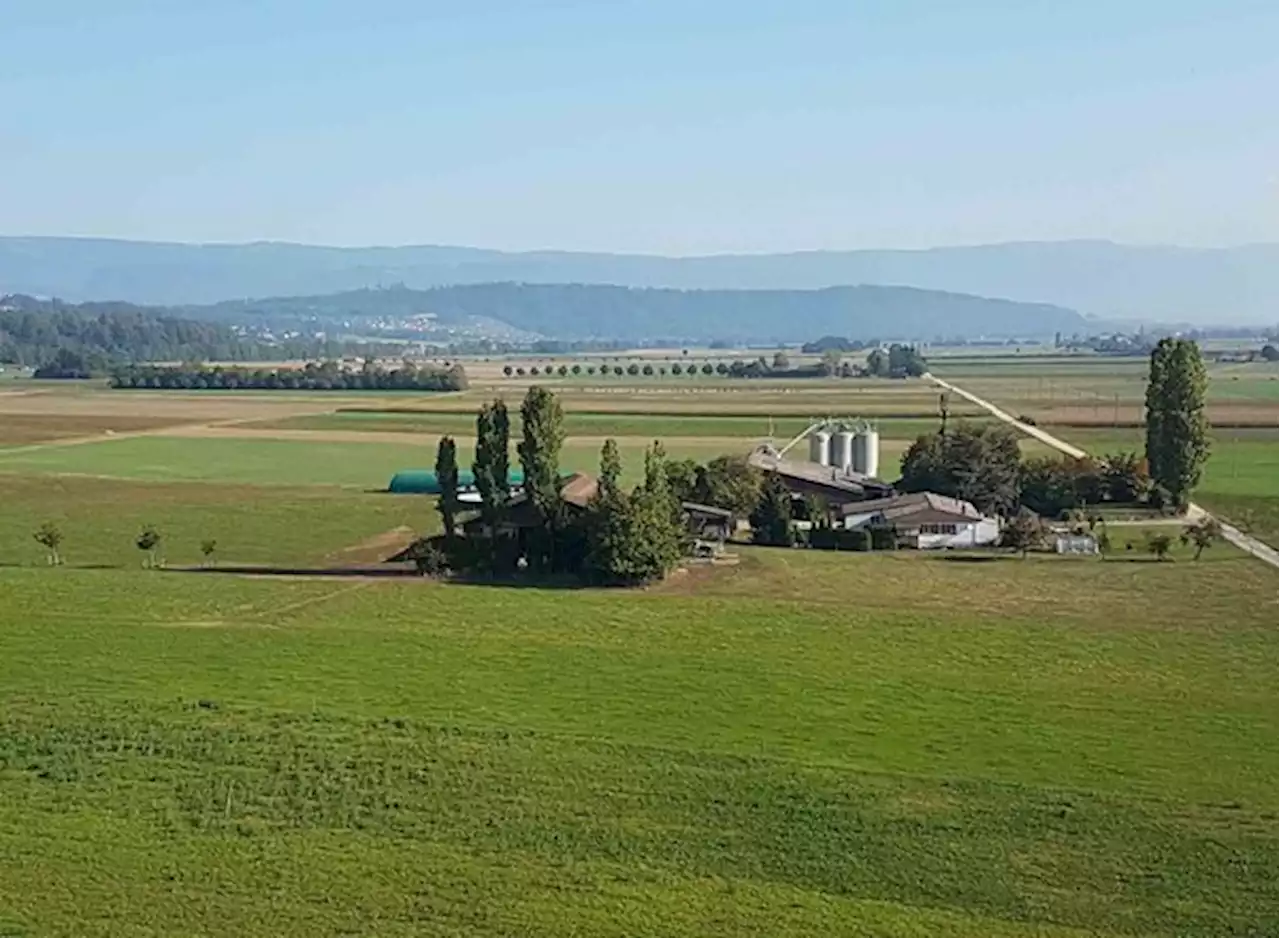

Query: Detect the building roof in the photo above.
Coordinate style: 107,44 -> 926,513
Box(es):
746,447 -> 892,497
681,501 -> 734,519
462,471 -> 599,532
840,491 -> 986,522
559,472 -> 599,508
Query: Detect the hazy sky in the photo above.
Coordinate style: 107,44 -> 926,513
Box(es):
2,1 -> 1276,252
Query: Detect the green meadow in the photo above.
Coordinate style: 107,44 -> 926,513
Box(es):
0,534 -> 1275,937
0,365 -> 1274,937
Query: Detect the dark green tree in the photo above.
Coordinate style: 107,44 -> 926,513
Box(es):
598,438 -> 623,503
899,422 -> 1021,517
585,440 -> 683,585
434,436 -> 461,542
693,455 -> 764,518
1144,338 -> 1210,510
664,458 -> 701,504
749,472 -> 794,546
472,400 -> 511,542
518,387 -> 566,571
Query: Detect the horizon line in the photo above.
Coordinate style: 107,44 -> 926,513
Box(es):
1,233 -> 1274,257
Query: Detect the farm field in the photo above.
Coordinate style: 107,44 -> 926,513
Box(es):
0,358 -> 1275,937
0,495 -> 1275,936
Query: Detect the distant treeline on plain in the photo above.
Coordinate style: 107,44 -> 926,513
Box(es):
109,361 -> 469,392
0,294 -> 420,373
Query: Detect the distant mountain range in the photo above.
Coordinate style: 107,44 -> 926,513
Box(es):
0,237 -> 1274,326
189,283 -> 1086,343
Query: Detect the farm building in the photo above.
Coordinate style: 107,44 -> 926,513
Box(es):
839,492 -> 1000,549
461,472 -> 599,537
682,502 -> 735,544
747,445 -> 893,503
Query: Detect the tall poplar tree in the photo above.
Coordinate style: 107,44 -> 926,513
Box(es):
518,387 -> 565,569
472,399 -> 510,539
1144,338 -> 1210,509
434,436 -> 460,542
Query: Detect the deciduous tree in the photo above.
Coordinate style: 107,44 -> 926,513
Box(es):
1144,338 -> 1210,510
900,422 -> 1021,517
472,400 -> 511,545
435,436 -> 461,542
518,387 -> 566,571
1181,516 -> 1222,560
749,472 -> 794,546
693,455 -> 763,518
33,522 -> 63,566
999,509 -> 1044,558
136,525 -> 162,568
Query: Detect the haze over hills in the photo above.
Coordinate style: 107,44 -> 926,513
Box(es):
0,237 -> 1273,326
188,283 -> 1086,343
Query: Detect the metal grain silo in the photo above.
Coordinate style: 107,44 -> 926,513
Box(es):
852,426 -> 880,478
809,429 -> 832,466
833,430 -> 855,472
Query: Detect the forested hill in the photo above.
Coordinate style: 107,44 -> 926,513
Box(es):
192,282 -> 1085,342
0,294 -> 335,368
1,236 -> 1273,324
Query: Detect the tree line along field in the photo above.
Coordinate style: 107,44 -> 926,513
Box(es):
0,356 -> 1275,936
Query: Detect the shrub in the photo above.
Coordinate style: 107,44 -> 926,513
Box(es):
407,541 -> 448,576
868,525 -> 896,551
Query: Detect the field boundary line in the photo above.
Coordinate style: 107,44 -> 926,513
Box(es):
924,373 -> 1279,569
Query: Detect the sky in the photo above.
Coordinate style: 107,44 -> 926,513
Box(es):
1,1 -> 1276,253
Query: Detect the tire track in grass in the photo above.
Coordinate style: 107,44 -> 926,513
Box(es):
248,581 -> 375,625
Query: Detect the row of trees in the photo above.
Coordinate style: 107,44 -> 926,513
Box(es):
499,345 -> 926,381
109,361 -> 469,392
424,387 -> 686,585
32,522 -> 217,567
899,423 -> 1158,519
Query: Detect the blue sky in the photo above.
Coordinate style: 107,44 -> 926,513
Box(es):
1,1 -> 1275,251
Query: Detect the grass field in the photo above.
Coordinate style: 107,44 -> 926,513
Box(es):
0,361 -> 1275,937
0,532 -> 1275,937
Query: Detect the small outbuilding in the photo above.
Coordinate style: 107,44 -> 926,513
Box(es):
682,502 -> 734,544
1054,534 -> 1099,555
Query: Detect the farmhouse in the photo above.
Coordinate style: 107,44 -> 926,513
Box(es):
462,472 -> 599,536
839,492 -> 1000,549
